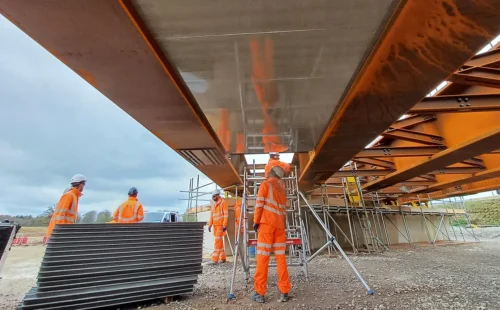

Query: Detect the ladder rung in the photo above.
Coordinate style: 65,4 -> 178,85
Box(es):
249,263 -> 303,268
247,238 -> 302,246
246,195 -> 297,199
246,229 -> 297,234
246,176 -> 297,181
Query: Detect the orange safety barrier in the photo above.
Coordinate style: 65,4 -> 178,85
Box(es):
13,236 -> 28,246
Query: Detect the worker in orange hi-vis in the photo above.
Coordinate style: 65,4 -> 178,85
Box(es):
113,187 -> 144,223
252,166 -> 291,303
207,190 -> 228,264
46,174 -> 87,237
234,198 -> 244,234
264,152 -> 291,178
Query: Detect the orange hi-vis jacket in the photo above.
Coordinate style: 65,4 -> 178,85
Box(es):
254,177 -> 287,229
264,158 -> 291,178
208,197 -> 228,227
113,197 -> 144,223
46,187 -> 81,237
234,199 -> 244,233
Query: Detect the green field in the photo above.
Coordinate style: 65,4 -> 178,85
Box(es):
465,196 -> 500,226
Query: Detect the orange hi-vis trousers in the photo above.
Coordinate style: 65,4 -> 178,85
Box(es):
254,223 -> 291,296
212,225 -> 226,262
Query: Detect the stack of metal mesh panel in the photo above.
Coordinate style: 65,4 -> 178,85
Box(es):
17,222 -> 204,310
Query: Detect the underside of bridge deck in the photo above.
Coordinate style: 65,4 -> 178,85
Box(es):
1,0 -> 500,202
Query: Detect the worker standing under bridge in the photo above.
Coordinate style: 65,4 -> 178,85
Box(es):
46,174 -> 87,237
113,187 -> 144,223
252,166 -> 291,303
264,152 -> 290,178
234,197 -> 244,235
208,190 -> 228,264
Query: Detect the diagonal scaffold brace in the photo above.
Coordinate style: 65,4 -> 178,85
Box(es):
227,187 -> 249,300
298,192 -> 374,295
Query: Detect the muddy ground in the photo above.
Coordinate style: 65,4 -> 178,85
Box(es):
2,228 -> 500,310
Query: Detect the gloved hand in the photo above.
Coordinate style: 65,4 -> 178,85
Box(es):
253,223 -> 259,233
222,227 -> 227,232
208,226 -> 211,233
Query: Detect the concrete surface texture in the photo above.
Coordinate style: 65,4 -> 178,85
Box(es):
1,228 -> 500,310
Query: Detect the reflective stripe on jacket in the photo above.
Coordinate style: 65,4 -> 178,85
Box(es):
46,187 -> 81,236
113,197 -> 144,223
253,177 -> 287,229
208,197 -> 228,227
264,158 -> 290,178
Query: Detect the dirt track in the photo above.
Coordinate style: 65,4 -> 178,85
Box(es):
2,228 -> 500,310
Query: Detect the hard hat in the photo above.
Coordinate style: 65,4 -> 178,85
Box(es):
128,187 -> 138,195
271,166 -> 285,179
269,152 -> 280,157
71,174 -> 87,184
212,190 -> 221,196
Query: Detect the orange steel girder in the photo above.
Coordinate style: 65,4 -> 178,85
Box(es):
356,35 -> 500,201
363,127 -> 500,191
299,0 -> 500,186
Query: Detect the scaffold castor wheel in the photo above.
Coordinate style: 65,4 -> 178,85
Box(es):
228,293 -> 235,300
368,289 -> 374,295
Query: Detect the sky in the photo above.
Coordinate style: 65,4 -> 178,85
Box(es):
0,15 -> 214,216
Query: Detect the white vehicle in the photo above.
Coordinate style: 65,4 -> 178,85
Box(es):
142,211 -> 183,223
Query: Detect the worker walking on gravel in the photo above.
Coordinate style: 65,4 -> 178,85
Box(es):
113,187 -> 144,223
264,152 -> 290,178
46,174 -> 87,237
252,166 -> 291,303
208,190 -> 228,264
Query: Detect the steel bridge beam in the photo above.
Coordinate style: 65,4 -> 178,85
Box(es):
403,177 -> 500,201
363,127 -> 500,191
332,169 -> 395,177
299,0 -> 500,185
449,66 -> 500,89
381,128 -> 444,146
409,94 -> 500,113
409,166 -> 500,194
354,158 -> 395,169
390,115 -> 436,130
355,146 -> 445,158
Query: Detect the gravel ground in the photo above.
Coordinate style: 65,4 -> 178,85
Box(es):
163,229 -> 500,310
2,228 -> 500,310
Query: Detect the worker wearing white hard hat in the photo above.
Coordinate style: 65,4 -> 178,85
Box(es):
252,166 -> 290,303
265,152 -> 290,178
207,189 -> 228,264
46,174 -> 87,237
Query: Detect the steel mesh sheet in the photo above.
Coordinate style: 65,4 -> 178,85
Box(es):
17,222 -> 205,310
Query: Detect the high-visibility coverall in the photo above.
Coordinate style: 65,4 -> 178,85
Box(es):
113,197 -> 144,223
264,158 -> 291,178
46,187 -> 81,237
208,197 -> 228,262
253,177 -> 291,296
234,199 -> 244,234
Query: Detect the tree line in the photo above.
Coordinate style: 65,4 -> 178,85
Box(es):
1,205 -> 113,227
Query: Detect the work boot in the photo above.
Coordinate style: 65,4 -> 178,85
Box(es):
278,293 -> 289,302
251,291 -> 265,303
206,261 -> 218,266
218,259 -> 226,264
